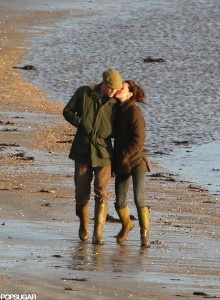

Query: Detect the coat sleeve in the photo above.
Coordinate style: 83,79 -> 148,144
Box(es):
122,106 -> 146,158
63,87 -> 82,127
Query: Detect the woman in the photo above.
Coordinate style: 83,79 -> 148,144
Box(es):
114,80 -> 151,248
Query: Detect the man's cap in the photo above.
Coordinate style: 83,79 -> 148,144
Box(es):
102,69 -> 122,89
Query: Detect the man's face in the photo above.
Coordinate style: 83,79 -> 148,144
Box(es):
101,81 -> 118,97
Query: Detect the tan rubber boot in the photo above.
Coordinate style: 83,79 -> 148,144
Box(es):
115,204 -> 134,243
76,203 -> 90,241
137,206 -> 151,248
92,200 -> 108,245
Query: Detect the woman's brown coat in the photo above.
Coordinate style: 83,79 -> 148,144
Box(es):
113,100 -> 150,175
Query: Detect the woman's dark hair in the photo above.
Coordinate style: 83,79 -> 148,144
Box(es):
125,80 -> 147,104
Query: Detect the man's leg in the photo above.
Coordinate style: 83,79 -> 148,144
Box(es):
92,165 -> 111,245
74,162 -> 93,241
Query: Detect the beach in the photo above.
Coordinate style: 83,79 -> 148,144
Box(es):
0,1 -> 220,299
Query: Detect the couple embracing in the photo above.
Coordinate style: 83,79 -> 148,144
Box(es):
63,69 -> 151,248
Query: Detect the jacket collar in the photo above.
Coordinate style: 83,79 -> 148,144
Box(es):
120,99 -> 135,112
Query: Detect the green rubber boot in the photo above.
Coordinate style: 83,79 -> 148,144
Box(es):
92,200 -> 108,245
76,203 -> 89,241
115,204 -> 134,243
137,206 -> 151,248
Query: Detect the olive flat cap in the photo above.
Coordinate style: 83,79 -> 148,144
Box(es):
103,69 -> 122,89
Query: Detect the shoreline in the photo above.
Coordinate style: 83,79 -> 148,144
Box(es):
0,2 -> 220,299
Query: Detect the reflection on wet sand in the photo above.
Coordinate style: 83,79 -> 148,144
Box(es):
71,241 -> 150,276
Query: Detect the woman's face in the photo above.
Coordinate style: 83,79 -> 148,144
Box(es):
115,82 -> 132,102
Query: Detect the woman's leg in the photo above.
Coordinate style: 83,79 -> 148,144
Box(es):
115,175 -> 134,243
115,174 -> 131,208
132,172 -> 146,209
132,172 -> 151,247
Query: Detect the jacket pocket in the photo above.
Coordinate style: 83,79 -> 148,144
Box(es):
96,137 -> 112,159
72,131 -> 90,155
116,157 -> 132,176
129,157 -> 143,170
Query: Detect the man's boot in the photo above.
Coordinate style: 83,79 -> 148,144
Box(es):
137,206 -> 151,248
76,203 -> 89,241
115,204 -> 134,243
92,200 -> 108,245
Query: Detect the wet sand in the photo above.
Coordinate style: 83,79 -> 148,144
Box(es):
0,2 -> 220,299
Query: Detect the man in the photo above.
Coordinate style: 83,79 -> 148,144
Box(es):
63,69 -> 122,245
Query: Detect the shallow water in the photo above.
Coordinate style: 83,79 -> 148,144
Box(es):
21,0 -> 220,195
157,141 -> 220,196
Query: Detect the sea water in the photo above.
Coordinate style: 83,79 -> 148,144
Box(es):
22,0 -> 220,196
157,141 -> 220,195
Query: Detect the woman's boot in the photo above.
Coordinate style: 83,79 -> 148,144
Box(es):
92,200 -> 108,245
137,206 -> 151,248
115,204 -> 134,243
76,203 -> 90,241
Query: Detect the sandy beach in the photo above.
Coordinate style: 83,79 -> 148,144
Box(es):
0,1 -> 219,299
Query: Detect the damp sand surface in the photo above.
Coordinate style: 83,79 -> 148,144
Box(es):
0,1 -> 220,299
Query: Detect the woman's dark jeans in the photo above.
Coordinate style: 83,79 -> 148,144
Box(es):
115,172 -> 147,209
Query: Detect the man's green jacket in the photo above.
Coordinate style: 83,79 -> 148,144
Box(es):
63,83 -> 119,167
